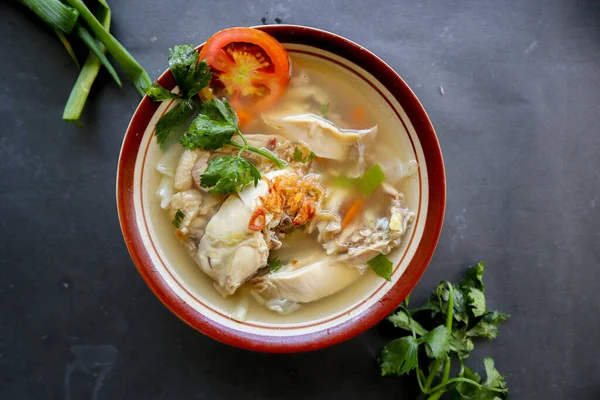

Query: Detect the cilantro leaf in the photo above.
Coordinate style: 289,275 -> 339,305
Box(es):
449,329 -> 474,359
172,209 -> 184,228
467,287 -> 486,317
379,264 -> 509,399
211,96 -> 238,126
420,325 -> 451,359
268,257 -> 282,273
293,147 -> 304,162
482,357 -> 507,393
167,45 -> 213,99
460,262 -> 486,292
168,45 -> 197,92
180,99 -> 239,150
293,147 -> 317,163
184,59 -> 213,99
200,156 -> 261,194
319,102 -> 330,118
453,366 -> 482,399
145,82 -> 181,101
455,358 -> 508,399
367,254 -> 393,281
387,308 -> 427,336
380,336 -> 419,376
155,100 -> 196,147
467,311 -> 510,340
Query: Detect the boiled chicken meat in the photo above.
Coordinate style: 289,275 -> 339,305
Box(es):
251,258 -> 361,314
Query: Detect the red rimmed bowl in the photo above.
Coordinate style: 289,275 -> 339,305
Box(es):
117,25 -> 445,353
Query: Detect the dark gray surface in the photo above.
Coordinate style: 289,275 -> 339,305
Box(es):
2,0 -> 599,398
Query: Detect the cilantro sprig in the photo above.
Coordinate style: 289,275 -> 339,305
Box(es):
380,263 -> 510,399
145,44 -> 212,148
181,98 -> 286,194
146,45 -> 286,194
293,147 -> 316,163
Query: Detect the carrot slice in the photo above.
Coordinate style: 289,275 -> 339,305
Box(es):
351,106 -> 365,125
341,198 -> 365,229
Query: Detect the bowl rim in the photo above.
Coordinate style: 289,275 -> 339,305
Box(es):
116,24 -> 446,353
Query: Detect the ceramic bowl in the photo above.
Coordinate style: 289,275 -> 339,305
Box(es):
117,25 -> 445,353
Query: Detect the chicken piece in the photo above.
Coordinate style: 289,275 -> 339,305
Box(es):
169,189 -> 204,237
174,150 -> 200,191
251,258 -> 361,314
263,113 -> 377,160
323,185 -> 414,265
195,194 -> 269,295
191,151 -> 211,191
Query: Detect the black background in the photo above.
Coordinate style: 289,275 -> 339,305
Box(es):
2,0 -> 600,399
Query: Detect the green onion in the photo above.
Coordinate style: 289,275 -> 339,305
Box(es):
54,30 -> 80,69
75,24 -> 121,86
63,0 -> 112,122
357,164 -> 386,196
367,253 -> 393,281
332,164 -> 386,196
64,0 -> 151,96
20,0 -> 79,33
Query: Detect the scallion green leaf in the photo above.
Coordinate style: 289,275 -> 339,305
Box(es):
64,0 -> 151,96
75,24 -> 121,87
357,164 -> 385,196
20,0 -> 79,33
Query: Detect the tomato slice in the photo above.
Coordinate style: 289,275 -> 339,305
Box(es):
199,28 -> 290,117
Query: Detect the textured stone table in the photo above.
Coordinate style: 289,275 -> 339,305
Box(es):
2,0 -> 599,398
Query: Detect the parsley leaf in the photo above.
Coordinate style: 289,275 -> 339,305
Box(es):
200,156 -> 261,194
172,209 -> 184,228
268,257 -> 282,273
380,336 -> 419,376
155,99 -> 196,147
318,102 -> 330,118
367,254 -> 393,281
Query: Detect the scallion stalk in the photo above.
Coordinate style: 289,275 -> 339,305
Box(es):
63,0 -> 112,122
64,0 -> 151,96
75,24 -> 122,86
20,0 -> 79,33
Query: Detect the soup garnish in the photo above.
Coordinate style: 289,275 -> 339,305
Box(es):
147,28 -> 417,317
